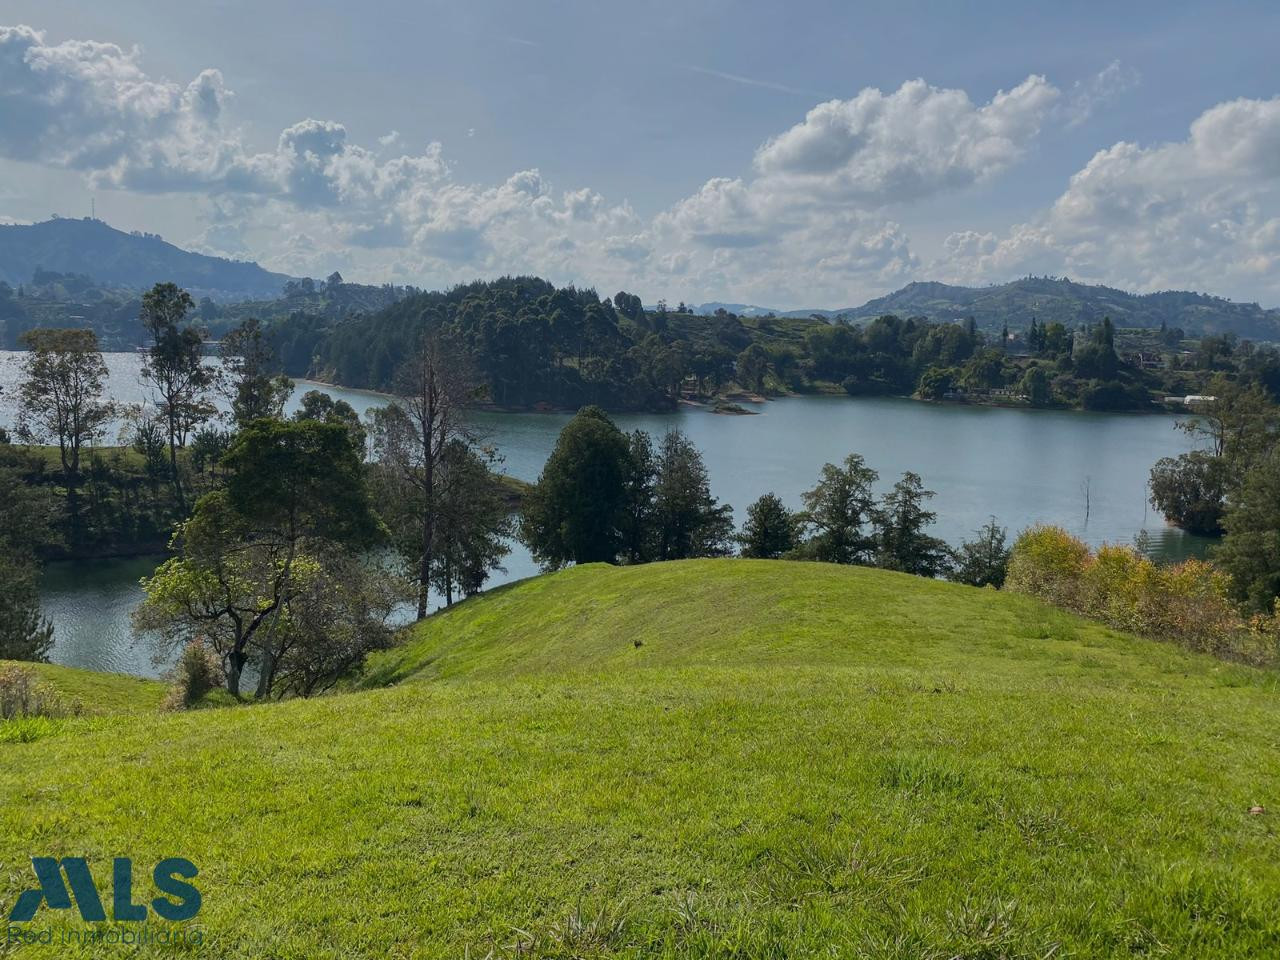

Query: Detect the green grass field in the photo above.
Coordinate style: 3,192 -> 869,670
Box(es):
2,560 -> 1278,957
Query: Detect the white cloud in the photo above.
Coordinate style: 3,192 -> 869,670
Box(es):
1063,61 -> 1140,128
752,75 -> 1059,204
13,22 -> 1195,308
939,96 -> 1280,301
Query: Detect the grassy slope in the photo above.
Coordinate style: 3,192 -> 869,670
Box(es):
3,560 -> 1279,958
23,661 -> 166,714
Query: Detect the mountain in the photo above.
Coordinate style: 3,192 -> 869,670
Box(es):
0,217 -> 294,301
703,279 -> 1280,339
838,278 -> 1280,339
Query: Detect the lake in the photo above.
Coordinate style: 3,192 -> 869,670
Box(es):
1,352 -> 1206,677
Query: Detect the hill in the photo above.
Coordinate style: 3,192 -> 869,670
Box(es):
840,278 -> 1280,338
3,559 -> 1277,957
0,218 -> 293,302
701,279 -> 1280,339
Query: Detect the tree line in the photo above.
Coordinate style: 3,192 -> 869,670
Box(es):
520,405 -> 1011,588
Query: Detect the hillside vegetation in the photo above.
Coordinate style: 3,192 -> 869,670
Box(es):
3,560 -> 1278,958
842,278 -> 1280,339
0,219 -> 291,301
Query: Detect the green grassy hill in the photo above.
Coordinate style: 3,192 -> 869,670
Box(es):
3,560 -> 1278,957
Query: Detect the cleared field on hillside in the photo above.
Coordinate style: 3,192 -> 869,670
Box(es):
2,560 -> 1278,958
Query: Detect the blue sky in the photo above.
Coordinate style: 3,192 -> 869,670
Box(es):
3,1 -> 1280,308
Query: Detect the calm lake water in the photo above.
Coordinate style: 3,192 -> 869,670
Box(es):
2,352 -> 1206,677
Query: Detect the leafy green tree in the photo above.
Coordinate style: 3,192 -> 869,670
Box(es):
0,460 -> 59,661
139,283 -> 216,510
653,429 -> 734,560
874,472 -> 952,577
1178,377 -> 1278,480
136,419 -> 383,698
948,517 -> 1010,587
1148,451 -> 1229,535
916,365 -> 954,400
1018,365 -> 1052,406
222,318 -> 293,427
225,418 -> 381,694
1072,318 -> 1119,380
189,427 -> 232,478
521,406 -> 633,568
1215,449 -> 1280,613
798,454 -> 879,564
620,430 -> 659,564
735,344 -> 769,394
738,493 -> 798,559
16,328 -> 113,538
270,548 -> 401,698
429,440 -> 513,606
0,556 -> 53,662
960,349 -> 1006,390
293,390 -> 366,454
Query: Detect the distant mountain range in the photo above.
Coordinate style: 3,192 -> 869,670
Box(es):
700,278 -> 1280,339
3,219 -> 1278,340
0,218 -> 293,302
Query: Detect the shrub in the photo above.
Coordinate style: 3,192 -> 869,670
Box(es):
162,638 -> 225,711
1006,526 -> 1274,664
0,665 -> 82,719
1004,525 -> 1090,608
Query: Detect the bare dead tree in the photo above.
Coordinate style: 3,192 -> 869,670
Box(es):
381,332 -> 483,619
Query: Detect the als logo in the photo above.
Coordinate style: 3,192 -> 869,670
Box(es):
8,858 -> 201,923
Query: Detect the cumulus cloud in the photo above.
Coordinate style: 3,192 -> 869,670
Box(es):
644,76 -> 1057,303
939,96 -> 1280,300
752,75 -> 1059,204
2,22 -> 1133,307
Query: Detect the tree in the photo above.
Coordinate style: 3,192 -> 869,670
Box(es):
874,472 -> 951,577
1018,365 -> 1051,406
798,454 -> 879,564
735,344 -> 769,394
948,517 -> 1010,587
16,328 -> 113,540
429,440 -> 513,606
521,406 -> 633,568
1177,377 -> 1278,480
916,365 -> 954,400
221,318 -> 293,428
225,418 -> 381,694
738,493 -> 798,559
1215,448 -> 1280,613
136,420 -> 383,698
0,459 -> 59,661
960,349 -> 1006,390
377,333 -> 481,618
267,549 -> 401,698
653,429 -> 734,560
1148,451 -> 1229,535
139,283 -> 216,510
620,430 -> 659,564
294,390 -> 366,454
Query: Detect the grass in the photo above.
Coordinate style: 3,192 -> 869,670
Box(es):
2,559 -> 1278,957
21,661 -> 166,715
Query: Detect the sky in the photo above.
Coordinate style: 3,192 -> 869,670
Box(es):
2,1 -> 1280,309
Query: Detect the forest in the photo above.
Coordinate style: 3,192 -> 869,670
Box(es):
262,276 -> 1280,414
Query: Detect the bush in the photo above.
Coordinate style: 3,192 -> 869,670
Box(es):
0,665 -> 82,719
1004,525 -> 1090,608
1005,526 -> 1273,664
162,638 -> 225,711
